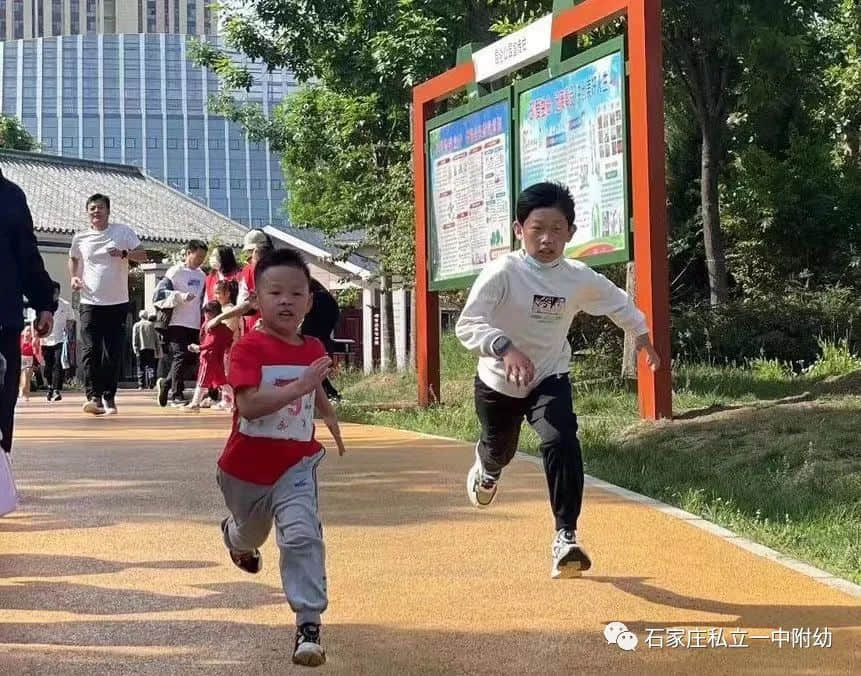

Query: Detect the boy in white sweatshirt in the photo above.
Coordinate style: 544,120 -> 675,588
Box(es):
455,182 -> 661,579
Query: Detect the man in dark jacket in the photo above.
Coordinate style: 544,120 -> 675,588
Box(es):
301,279 -> 342,401
0,169 -> 56,454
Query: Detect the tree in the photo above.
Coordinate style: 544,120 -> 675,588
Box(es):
0,115 -> 37,151
823,0 -> 861,169
663,0 -> 825,305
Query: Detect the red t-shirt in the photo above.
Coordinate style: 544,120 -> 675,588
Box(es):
217,329 -> 327,485
20,337 -> 35,357
237,263 -> 259,334
199,323 -> 234,358
204,269 -> 243,304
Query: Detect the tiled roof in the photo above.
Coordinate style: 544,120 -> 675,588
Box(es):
269,225 -> 378,275
0,150 -> 250,246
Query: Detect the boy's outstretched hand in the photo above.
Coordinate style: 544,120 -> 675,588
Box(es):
634,333 -> 662,371
299,356 -> 332,394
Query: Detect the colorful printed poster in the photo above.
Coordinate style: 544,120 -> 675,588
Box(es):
519,51 -> 627,260
428,100 -> 512,286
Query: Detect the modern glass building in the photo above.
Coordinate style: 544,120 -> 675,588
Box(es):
0,32 -> 296,226
0,0 -> 216,41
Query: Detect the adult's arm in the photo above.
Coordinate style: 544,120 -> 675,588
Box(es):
15,190 -> 56,316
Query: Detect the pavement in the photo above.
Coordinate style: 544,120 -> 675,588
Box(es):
0,391 -> 858,675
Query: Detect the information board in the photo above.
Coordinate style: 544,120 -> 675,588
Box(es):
518,46 -> 629,263
427,98 -> 513,290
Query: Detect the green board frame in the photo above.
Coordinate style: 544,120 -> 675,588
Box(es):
425,87 -> 515,291
514,36 -> 632,269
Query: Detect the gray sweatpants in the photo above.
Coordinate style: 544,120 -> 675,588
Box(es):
217,449 -> 327,625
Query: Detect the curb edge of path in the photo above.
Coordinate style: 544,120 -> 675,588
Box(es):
388,426 -> 861,600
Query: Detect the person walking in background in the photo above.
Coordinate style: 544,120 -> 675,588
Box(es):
69,194 -> 147,416
18,326 -> 42,403
41,282 -> 73,402
132,311 -> 159,389
183,301 -> 235,412
155,240 -> 208,407
0,168 -> 54,455
302,279 -> 343,402
205,245 -> 243,304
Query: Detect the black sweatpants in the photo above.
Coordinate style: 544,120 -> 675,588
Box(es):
160,326 -> 199,399
41,343 -> 64,393
474,373 -> 584,532
0,329 -> 21,454
78,303 -> 128,401
136,348 -> 157,388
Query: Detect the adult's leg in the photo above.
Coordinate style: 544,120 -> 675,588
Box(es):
77,304 -> 102,400
44,344 -> 63,393
474,375 -> 528,476
0,330 -> 21,453
525,375 -> 583,532
167,327 -> 197,400
101,304 -> 128,400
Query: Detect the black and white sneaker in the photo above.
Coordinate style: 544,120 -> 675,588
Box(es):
293,623 -> 326,667
82,397 -> 105,415
551,529 -> 592,579
51,392 -> 62,402
156,378 -> 169,407
102,396 -> 118,415
466,442 -> 499,508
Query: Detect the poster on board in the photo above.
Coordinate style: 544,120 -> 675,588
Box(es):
427,99 -> 512,288
518,49 -> 627,260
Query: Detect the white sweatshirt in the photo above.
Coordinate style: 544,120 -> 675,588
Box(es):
456,249 -> 649,398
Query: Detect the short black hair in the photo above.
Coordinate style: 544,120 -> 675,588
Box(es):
186,239 -> 208,253
86,193 -> 111,211
51,281 -> 61,292
516,182 -> 575,229
203,300 -> 222,316
254,248 -> 311,288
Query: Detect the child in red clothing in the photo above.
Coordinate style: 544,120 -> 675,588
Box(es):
19,325 -> 42,402
216,248 -> 346,667
184,301 -> 235,412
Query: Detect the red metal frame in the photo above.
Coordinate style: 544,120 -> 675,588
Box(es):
412,0 -> 672,419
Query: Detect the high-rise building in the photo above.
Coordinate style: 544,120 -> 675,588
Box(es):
0,2 -> 294,226
0,0 -> 216,41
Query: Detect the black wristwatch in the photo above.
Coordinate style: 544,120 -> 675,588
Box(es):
491,336 -> 512,358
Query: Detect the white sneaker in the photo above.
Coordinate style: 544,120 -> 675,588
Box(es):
200,397 -> 213,409
466,442 -> 499,508
293,623 -> 326,666
102,396 -> 118,415
181,404 -> 200,413
551,529 -> 592,579
82,398 -> 105,415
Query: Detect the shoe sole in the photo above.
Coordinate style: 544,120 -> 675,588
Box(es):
293,646 -> 326,667
466,443 -> 497,509
156,378 -> 168,407
551,546 -> 592,579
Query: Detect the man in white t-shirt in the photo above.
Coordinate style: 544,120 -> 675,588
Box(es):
40,282 -> 74,402
69,193 -> 146,415
155,239 -> 208,407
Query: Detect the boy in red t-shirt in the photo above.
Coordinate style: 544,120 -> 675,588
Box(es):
216,248 -> 346,668
184,301 -> 234,411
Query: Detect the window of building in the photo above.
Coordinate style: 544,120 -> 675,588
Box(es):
126,137 -> 137,149
229,138 -> 241,151
13,0 -> 23,39
43,137 -> 55,148
162,0 -> 169,31
35,0 -> 44,37
104,0 -> 116,33
173,0 -> 179,32
271,179 -> 282,190
0,0 -> 6,39
209,178 -> 220,189
86,0 -> 97,33
146,137 -> 159,149
167,138 -> 178,149
51,0 -> 63,35
105,137 -> 116,148
169,177 -> 182,189
189,177 -> 201,189
208,137 -> 223,150
204,2 -> 212,34
187,0 -> 197,33
188,138 -> 199,150
83,137 -> 95,149
147,0 -> 156,32
230,178 -> 243,190
70,0 -> 80,33
251,178 -> 264,190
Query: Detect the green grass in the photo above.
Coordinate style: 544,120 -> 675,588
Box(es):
333,334 -> 861,585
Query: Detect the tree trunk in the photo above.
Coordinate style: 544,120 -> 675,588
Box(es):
379,275 -> 394,371
622,262 -> 638,380
700,122 -> 729,306
846,127 -> 860,171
